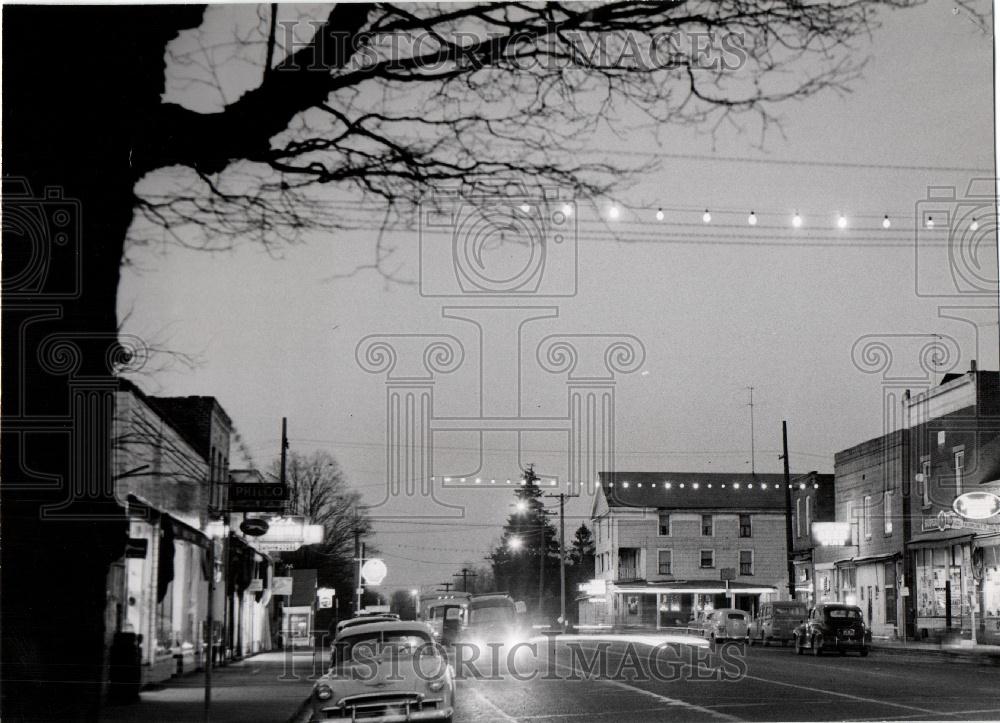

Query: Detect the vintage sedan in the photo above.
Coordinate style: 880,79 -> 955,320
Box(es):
703,608 -> 750,646
794,603 -> 871,656
310,621 -> 455,722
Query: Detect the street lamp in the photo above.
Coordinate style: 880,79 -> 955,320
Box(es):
508,536 -> 523,550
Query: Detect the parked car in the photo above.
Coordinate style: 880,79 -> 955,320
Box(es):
335,615 -> 399,636
749,601 -> 808,647
703,608 -> 750,646
686,610 -> 712,636
793,603 -> 871,657
460,593 -> 527,648
312,620 -> 455,722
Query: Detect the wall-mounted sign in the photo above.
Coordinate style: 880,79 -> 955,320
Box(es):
812,522 -> 852,547
317,587 -> 335,609
719,567 -> 736,581
240,518 -> 270,536
578,579 -> 607,597
953,491 -> 1000,520
247,578 -> 264,593
361,558 -> 388,585
272,576 -> 293,596
922,509 -> 1000,534
229,482 -> 289,512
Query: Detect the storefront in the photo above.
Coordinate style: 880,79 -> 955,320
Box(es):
600,581 -> 778,629
974,535 -> 1000,645
909,528 -> 975,640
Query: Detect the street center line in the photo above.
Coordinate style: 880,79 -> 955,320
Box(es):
740,672 -> 945,716
549,660 -> 740,722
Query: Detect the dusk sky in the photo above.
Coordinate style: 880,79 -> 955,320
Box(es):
119,1 -> 997,593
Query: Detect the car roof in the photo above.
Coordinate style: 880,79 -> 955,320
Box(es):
712,608 -> 747,614
335,620 -> 434,640
338,615 -> 397,628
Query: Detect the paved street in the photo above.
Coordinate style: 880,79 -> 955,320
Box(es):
451,640 -> 1000,723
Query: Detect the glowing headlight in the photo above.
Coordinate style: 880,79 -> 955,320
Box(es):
315,683 -> 333,701
428,679 -> 446,692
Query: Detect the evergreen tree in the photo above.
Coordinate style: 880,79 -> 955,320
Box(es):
488,465 -> 559,617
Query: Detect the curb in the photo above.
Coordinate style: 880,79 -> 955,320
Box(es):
870,645 -> 1000,666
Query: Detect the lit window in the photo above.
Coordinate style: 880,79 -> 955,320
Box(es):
884,490 -> 893,535
921,458 -> 930,507
955,450 -> 965,495
864,495 -> 872,540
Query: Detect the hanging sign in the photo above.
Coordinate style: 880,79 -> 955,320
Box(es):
953,491 -> 1000,520
361,559 -> 388,585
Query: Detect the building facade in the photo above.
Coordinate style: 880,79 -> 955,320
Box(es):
789,472 -> 836,604
903,366 -> 1000,644
581,472 -> 824,629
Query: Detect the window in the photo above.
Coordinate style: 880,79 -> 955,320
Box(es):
846,500 -> 856,545
796,498 -> 803,537
739,514 -> 752,538
883,490 -> 893,535
700,550 -> 714,568
658,512 -> 671,536
920,458 -> 930,507
701,514 -> 713,536
805,497 -> 812,533
954,449 -> 965,495
658,549 -> 672,575
863,495 -> 872,540
739,550 -> 753,576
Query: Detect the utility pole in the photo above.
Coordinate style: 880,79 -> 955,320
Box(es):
204,538 -> 215,722
437,582 -> 454,593
780,421 -> 796,600
748,387 -> 756,475
453,568 -> 478,593
354,529 -> 363,615
522,464 -> 548,618
279,417 -> 289,488
546,489 -> 581,632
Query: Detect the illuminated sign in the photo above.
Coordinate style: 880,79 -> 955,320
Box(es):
361,558 -> 388,585
578,579 -> 607,597
812,522 -> 851,546
953,491 -> 1000,520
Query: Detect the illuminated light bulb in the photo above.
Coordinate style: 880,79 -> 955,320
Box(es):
656,208 -> 665,221
665,482 -> 672,489
516,500 -> 528,512
509,537 -> 522,550
561,203 -> 573,216
461,477 -> 466,482
475,477 -> 481,484
519,203 -> 531,213
837,214 -> 848,229
707,483 -> 712,488
692,482 -> 700,489
702,209 -> 711,223
971,218 -> 980,231
679,483 -> 685,488
608,206 -> 621,220
748,483 -> 754,489
748,211 -> 758,226
734,482 -> 741,489
792,213 -> 803,228
926,216 -> 935,229
622,481 -> 630,488
800,483 -> 806,490
882,215 -> 891,229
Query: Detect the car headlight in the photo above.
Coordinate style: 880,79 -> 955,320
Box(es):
428,679 -> 446,692
315,683 -> 333,701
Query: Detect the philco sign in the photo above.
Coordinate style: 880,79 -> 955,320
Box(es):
229,482 -> 289,512
953,491 -> 1000,520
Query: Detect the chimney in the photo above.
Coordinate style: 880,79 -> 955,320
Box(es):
970,359 -> 977,373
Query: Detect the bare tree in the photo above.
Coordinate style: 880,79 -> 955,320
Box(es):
4,2 -> 953,717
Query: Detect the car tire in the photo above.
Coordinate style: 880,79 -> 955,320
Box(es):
796,635 -> 804,655
811,635 -> 822,656
859,646 -> 869,657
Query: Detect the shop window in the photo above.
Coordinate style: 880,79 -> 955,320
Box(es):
658,513 -> 671,536
700,550 -> 714,568
954,450 -> 965,495
739,514 -> 752,538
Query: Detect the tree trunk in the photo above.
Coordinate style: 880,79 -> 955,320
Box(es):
2,7 -> 205,719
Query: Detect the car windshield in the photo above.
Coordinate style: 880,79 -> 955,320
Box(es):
469,606 -> 514,625
826,608 -> 861,619
334,630 -> 433,664
727,613 -> 746,620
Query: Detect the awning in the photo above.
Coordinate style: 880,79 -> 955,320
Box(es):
907,529 -> 975,549
613,580 -> 777,595
841,552 -> 899,566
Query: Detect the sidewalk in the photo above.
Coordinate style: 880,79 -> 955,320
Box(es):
870,637 -> 1000,665
101,649 -> 321,723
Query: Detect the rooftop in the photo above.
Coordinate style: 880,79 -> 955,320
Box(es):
597,471 -> 822,510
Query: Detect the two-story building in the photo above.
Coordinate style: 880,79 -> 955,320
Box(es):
831,429 -> 908,638
581,471 -> 823,629
789,472 -> 836,604
903,364 -> 1000,644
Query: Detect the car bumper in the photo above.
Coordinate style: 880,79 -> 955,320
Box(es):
310,707 -> 454,722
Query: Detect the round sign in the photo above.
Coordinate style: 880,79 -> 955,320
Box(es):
361,558 -> 387,585
240,518 -> 270,537
953,491 -> 1000,520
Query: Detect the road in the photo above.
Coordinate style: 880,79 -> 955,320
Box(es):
451,639 -> 1000,722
